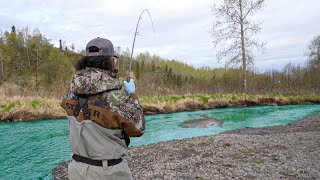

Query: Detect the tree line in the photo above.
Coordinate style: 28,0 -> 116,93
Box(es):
0,26 -> 80,96
0,26 -> 319,97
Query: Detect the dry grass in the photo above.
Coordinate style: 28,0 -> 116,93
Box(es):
0,82 -> 68,121
141,94 -> 320,114
1,87 -> 320,121
0,82 -> 67,98
0,94 -> 65,121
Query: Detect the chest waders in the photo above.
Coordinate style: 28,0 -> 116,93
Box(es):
71,96 -> 130,167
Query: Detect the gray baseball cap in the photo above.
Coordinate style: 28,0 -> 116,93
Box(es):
85,37 -> 119,58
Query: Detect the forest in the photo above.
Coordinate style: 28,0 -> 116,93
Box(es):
0,26 -> 319,98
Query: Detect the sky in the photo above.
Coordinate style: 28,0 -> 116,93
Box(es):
1,0 -> 319,72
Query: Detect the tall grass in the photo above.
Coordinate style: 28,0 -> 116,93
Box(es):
1,82 -> 320,121
0,92 -> 65,121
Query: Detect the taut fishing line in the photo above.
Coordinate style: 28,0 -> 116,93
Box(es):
127,9 -> 156,82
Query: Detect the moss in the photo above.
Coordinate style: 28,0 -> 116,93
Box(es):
251,159 -> 264,164
194,175 -> 205,179
241,149 -> 254,155
231,153 -> 242,159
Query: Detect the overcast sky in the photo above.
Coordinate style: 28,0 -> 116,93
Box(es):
1,0 -> 319,71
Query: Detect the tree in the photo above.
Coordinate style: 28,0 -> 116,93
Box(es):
306,35 -> 320,90
70,43 -> 75,51
0,30 -> 4,82
307,35 -> 320,67
11,26 -> 16,33
151,62 -> 156,72
115,46 -> 122,55
135,61 -> 141,79
211,0 -> 265,94
59,39 -> 62,51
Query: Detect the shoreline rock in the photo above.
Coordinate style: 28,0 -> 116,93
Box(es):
52,113 -> 320,180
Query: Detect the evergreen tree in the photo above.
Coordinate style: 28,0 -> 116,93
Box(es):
135,61 -> 141,80
151,62 -> 155,72
141,60 -> 145,75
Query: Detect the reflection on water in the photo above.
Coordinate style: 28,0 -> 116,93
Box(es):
0,105 -> 319,179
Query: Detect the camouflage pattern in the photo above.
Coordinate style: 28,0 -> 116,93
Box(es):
64,67 -> 145,135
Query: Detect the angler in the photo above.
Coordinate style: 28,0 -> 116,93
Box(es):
61,37 -> 145,180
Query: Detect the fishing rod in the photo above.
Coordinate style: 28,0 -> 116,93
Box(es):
127,9 -> 156,82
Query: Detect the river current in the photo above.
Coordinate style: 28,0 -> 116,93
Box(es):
0,105 -> 319,179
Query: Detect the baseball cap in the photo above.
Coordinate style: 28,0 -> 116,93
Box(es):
85,37 -> 119,58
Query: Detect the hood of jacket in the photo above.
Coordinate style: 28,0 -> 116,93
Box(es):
71,68 -> 121,95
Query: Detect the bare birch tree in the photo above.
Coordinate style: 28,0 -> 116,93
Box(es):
211,0 -> 266,94
0,30 -> 4,82
307,35 -> 320,67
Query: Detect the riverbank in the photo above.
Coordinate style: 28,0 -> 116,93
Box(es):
1,94 -> 320,121
52,113 -> 320,179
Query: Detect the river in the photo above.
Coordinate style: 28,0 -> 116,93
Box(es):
0,105 -> 319,179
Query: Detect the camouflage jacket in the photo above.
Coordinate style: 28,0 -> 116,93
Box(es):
61,67 -> 145,137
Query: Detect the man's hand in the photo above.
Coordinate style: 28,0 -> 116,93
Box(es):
124,79 -> 136,95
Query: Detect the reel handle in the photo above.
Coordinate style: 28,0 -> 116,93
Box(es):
126,76 -> 131,82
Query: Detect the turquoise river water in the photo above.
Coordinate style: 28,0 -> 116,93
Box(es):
0,105 -> 320,179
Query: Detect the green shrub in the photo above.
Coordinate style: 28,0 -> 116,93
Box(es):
169,96 -> 181,102
198,96 -> 209,103
231,94 -> 238,100
2,102 -> 18,112
28,100 -> 47,109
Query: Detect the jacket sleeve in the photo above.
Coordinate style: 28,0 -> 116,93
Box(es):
116,93 -> 145,137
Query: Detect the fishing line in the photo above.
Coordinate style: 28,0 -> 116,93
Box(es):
127,9 -> 156,82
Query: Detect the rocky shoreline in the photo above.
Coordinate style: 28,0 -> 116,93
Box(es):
52,114 -> 320,179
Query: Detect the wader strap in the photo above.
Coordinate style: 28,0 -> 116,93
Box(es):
61,98 -> 143,137
72,154 -> 122,167
74,97 -> 90,120
123,133 -> 130,147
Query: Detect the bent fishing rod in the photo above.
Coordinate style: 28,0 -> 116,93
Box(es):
127,9 -> 155,82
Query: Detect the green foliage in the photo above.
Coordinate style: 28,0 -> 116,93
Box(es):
140,93 -> 320,104
198,96 -> 209,103
169,96 -> 182,102
0,27 -> 319,98
1,99 -> 49,112
231,94 -> 238,100
135,61 -> 141,79
28,100 -> 47,109
0,26 -> 74,96
2,102 -> 17,112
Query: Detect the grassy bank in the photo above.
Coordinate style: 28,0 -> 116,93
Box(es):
0,96 -> 66,122
140,93 -> 320,114
1,94 -> 320,121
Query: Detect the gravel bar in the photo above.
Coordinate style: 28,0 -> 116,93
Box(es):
52,114 -> 320,180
